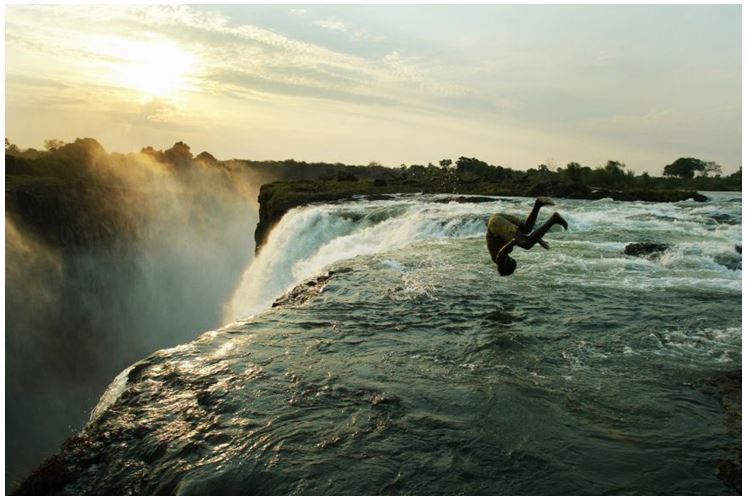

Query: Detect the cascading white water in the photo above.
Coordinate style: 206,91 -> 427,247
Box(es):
223,193 -> 742,323
222,197 -> 491,321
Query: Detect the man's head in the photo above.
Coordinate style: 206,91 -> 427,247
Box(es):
498,256 -> 517,276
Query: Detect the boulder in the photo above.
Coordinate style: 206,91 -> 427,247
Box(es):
623,242 -> 670,256
714,253 -> 742,271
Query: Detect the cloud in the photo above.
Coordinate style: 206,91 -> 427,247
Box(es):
315,18 -> 348,32
6,74 -> 70,89
6,4 -> 472,116
289,8 -> 306,17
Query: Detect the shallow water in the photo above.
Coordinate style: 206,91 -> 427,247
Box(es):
63,193 -> 741,494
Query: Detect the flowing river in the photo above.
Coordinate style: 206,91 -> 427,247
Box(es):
36,193 -> 741,494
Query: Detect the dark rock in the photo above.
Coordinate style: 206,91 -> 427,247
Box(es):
693,192 -> 709,202
526,181 -> 591,199
434,196 -> 497,204
623,242 -> 670,256
370,392 -> 401,406
271,269 -> 351,308
735,245 -> 742,254
714,253 -> 742,271
709,213 -> 739,225
699,370 -> 742,494
717,454 -> 742,494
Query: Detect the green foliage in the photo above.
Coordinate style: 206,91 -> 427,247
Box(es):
663,157 -> 706,179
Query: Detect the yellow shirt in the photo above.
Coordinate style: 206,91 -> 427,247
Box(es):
487,213 -> 521,241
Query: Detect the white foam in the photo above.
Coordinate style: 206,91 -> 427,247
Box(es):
223,200 -> 489,320
656,327 -> 741,362
223,196 -> 741,321
88,365 -> 133,425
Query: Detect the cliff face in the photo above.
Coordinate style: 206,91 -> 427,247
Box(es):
5,142 -> 261,488
253,178 -> 708,253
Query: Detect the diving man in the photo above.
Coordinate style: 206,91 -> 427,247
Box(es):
486,197 -> 568,276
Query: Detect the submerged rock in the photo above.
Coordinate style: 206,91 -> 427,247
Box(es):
714,253 -> 742,271
623,242 -> 670,257
699,370 -> 741,494
708,213 -> 739,225
271,268 -> 352,308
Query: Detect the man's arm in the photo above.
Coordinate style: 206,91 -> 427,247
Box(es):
496,238 -> 516,263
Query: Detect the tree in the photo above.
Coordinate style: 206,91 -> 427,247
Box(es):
44,139 -> 65,151
562,162 -> 584,183
5,138 -> 20,155
456,156 -> 494,179
663,157 -> 706,179
703,161 -> 722,177
604,160 -> 626,176
163,141 -> 193,167
408,164 -> 427,178
439,159 -> 452,170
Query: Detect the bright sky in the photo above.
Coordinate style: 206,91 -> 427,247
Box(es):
5,4 -> 742,174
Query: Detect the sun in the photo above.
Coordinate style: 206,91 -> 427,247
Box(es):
101,37 -> 196,98
123,43 -> 194,97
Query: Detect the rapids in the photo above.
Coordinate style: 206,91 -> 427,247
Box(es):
29,193 -> 742,494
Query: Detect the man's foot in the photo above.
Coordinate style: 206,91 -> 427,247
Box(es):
538,238 -> 550,250
535,196 -> 555,207
552,212 -> 568,230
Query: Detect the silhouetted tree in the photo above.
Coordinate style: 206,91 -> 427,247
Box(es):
604,160 -> 626,176
562,162 -> 584,183
163,141 -> 193,168
703,161 -> 722,177
5,138 -> 20,155
44,139 -> 65,151
663,157 -> 706,179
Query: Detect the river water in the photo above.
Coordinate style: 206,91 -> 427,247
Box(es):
53,193 -> 741,494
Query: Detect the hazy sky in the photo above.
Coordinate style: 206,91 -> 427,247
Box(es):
5,4 -> 742,174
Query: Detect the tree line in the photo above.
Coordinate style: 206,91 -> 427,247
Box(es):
6,138 -> 741,192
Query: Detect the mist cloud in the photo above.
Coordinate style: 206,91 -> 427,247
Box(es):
4,138 -> 273,487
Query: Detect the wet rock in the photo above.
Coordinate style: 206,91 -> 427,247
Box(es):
369,392 -> 401,406
714,253 -> 742,271
526,181 -> 591,199
434,196 -> 497,204
700,370 -> 741,494
272,268 -> 352,308
735,245 -> 741,254
623,242 -> 670,257
717,454 -> 741,494
709,213 -> 739,225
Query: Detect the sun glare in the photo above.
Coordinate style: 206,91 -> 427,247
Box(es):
101,37 -> 196,98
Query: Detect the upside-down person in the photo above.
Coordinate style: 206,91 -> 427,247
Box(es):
486,197 -> 568,276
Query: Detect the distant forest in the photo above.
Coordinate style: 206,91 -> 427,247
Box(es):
6,138 -> 742,219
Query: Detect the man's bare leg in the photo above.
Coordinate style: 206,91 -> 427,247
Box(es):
515,212 -> 568,250
519,197 -> 555,233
